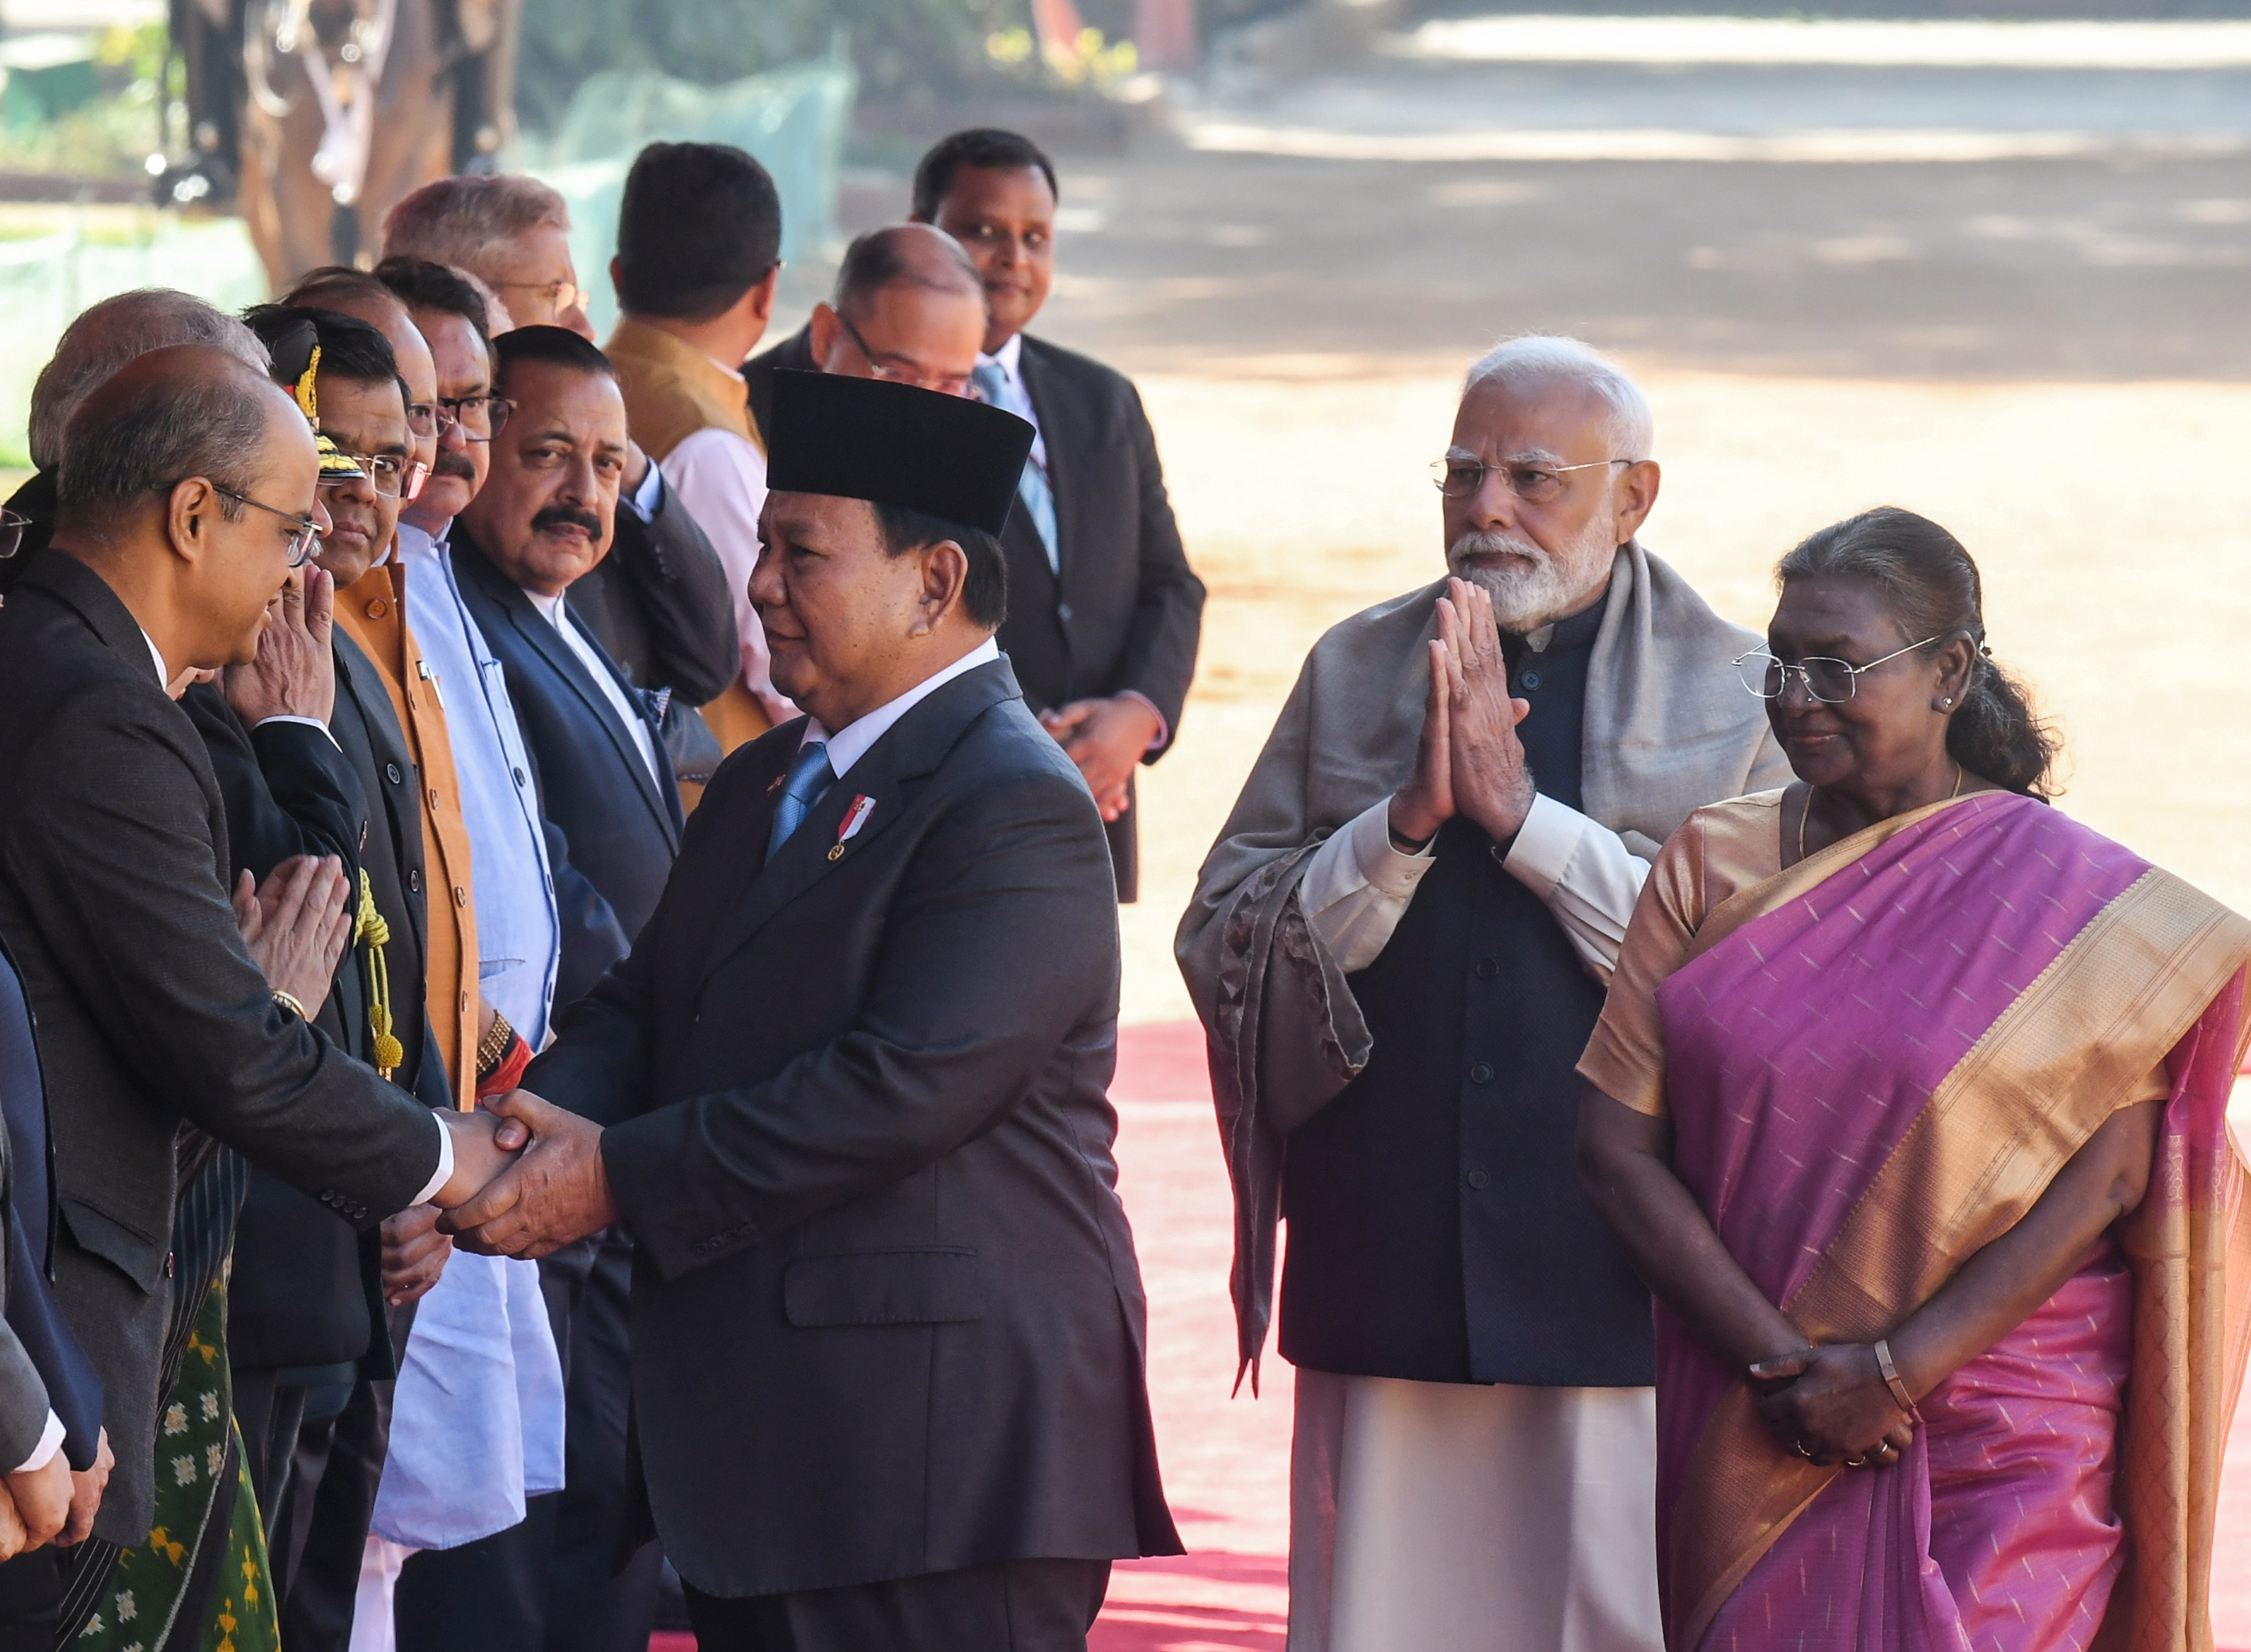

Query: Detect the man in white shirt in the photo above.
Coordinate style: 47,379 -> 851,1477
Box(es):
603,141 -> 791,742
1178,337 -> 1790,1652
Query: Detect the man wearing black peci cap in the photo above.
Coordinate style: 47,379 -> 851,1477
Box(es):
442,369 -> 1180,1650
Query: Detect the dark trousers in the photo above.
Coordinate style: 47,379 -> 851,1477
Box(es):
683,1558 -> 1111,1652
280,1375 -> 396,1652
392,1231 -> 657,1652
0,1546 -> 62,1646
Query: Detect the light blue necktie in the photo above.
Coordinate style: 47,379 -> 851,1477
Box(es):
766,739 -> 835,859
973,360 -> 1059,575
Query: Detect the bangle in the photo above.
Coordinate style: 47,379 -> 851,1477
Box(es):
476,1032 -> 531,1102
272,989 -> 310,1021
476,1012 -> 515,1080
1873,1337 -> 1916,1413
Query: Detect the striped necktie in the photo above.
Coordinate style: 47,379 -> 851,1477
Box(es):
766,739 -> 835,859
972,359 -> 1059,575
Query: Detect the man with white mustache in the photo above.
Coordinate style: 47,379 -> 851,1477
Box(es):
1180,337 -> 1790,1652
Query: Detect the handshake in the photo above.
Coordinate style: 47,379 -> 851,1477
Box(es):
427,1091 -> 620,1259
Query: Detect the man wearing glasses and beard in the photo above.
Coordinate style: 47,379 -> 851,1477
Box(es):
1179,337 -> 1790,1652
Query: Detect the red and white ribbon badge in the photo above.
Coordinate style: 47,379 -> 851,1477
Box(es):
836,794 -> 877,845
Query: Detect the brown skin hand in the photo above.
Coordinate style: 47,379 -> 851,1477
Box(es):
1576,571 -> 2156,1467
920,162 -> 1057,354
456,360 -> 629,598
400,307 -> 493,534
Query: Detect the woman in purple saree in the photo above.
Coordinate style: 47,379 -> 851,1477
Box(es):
1578,508 -> 2251,1652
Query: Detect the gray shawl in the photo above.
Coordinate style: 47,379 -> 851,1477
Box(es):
1174,542 -> 1791,1385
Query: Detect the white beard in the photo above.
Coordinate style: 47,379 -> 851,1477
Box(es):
1445,518 -> 1617,633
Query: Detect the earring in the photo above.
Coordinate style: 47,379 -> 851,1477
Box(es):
1940,697 -> 1953,707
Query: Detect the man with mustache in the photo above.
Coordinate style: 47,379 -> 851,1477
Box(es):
1179,338 -> 1789,1652
446,325 -> 685,1652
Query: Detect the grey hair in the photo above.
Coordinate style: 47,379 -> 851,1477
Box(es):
381,174 -> 571,278
56,358 -> 275,518
29,290 -> 268,471
1462,335 -> 1654,460
833,225 -> 984,315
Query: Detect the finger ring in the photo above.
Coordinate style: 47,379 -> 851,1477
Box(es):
1791,1439 -> 1816,1460
1843,1454 -> 1869,1469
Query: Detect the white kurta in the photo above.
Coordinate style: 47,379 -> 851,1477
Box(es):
1289,1374 -> 1663,1652
1287,743 -> 1664,1652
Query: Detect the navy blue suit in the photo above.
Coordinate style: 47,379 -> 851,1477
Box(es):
403,527 -> 683,1652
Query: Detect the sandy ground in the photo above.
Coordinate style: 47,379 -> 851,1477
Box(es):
1117,366 -> 2251,1023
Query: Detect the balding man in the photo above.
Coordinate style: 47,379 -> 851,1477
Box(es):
382,174 -> 594,339
1179,338 -> 1789,1652
1,288 -> 267,579
742,223 -> 988,447
0,345 -> 517,1570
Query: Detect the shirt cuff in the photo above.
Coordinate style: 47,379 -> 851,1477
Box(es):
410,1110 -> 455,1207
1501,792 -> 1590,899
13,1411 -> 63,1474
254,714 -> 343,752
1115,690 -> 1170,753
1350,796 -> 1437,898
623,458 -> 664,523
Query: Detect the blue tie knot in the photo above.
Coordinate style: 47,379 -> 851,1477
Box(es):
767,739 -> 836,858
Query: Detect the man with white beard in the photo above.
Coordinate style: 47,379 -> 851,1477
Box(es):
1178,337 -> 1788,1652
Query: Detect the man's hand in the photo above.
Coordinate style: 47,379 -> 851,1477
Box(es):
1438,577 -> 1536,844
623,438 -> 652,499
233,856 -> 354,1012
381,1205 -> 454,1306
429,1106 -> 531,1210
0,1481 -> 24,1562
440,1090 -> 620,1260
6,1450 -> 71,1550
1389,629 -> 1458,848
1040,695 -> 1162,822
221,564 -> 337,726
58,1429 -> 110,1548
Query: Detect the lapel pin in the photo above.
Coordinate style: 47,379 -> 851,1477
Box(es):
828,794 -> 876,861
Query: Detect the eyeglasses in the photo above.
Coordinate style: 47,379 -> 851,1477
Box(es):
836,312 -> 975,397
1432,455 -> 1636,505
494,279 -> 589,315
427,394 -> 513,442
0,509 -> 28,559
1734,638 -> 1938,703
323,452 -> 425,499
213,485 -> 323,567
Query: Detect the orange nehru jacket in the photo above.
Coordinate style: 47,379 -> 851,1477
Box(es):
337,558 -> 479,1110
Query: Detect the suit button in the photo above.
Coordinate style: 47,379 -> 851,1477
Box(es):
1521,671 -> 1542,691
513,767 -> 527,787
1465,1169 -> 1492,1191
1469,1062 -> 1493,1085
365,599 -> 388,619
453,886 -> 468,906
1474,958 -> 1497,981
1056,602 -> 1073,622
386,762 -> 404,785
408,869 -> 421,893
164,1251 -> 175,1278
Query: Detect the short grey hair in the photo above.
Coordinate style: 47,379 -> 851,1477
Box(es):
381,175 -> 571,279
56,356 -> 275,518
1463,335 -> 1654,460
29,290 -> 267,471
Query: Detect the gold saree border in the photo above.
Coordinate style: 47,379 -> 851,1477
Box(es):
1670,866 -> 2251,1651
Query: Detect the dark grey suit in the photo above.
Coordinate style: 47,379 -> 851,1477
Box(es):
0,551 -> 446,1544
525,656 -> 1179,1607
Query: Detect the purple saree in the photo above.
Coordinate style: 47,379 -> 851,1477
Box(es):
1584,792 -> 2251,1652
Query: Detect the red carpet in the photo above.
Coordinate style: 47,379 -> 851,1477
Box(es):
654,1020 -> 2251,1650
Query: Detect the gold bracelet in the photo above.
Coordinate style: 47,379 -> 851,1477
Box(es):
1873,1337 -> 1916,1414
272,988 -> 310,1021
476,1012 -> 515,1080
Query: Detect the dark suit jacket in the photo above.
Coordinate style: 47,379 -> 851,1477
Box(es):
182,630 -> 452,1380
741,323 -> 814,452
989,336 -> 1204,902
0,552 -> 445,1542
0,939 -> 79,1469
525,656 -> 1179,1597
567,471 -> 738,710
454,530 -> 683,957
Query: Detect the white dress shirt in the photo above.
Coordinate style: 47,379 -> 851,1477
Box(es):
527,587 -> 662,785
1301,793 -> 1652,983
801,636 -> 1000,777
656,369 -> 793,724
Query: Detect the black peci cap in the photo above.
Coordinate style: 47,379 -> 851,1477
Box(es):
766,370 -> 1034,537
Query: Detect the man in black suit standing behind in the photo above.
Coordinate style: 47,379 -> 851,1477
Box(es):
911,128 -> 1204,902
444,368 -> 1180,1650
